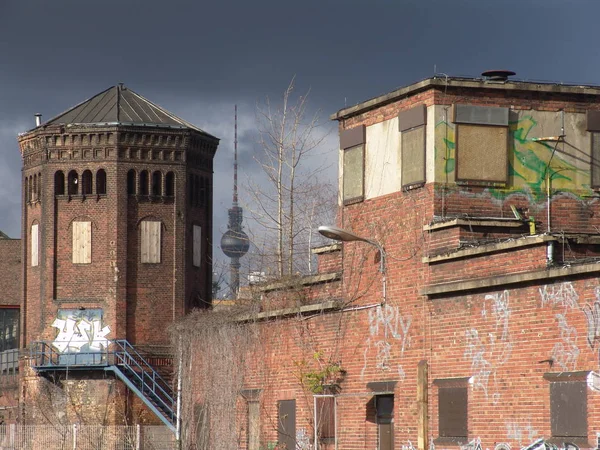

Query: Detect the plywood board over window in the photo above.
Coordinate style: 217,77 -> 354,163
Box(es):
72,221 -> 91,264
340,126 -> 365,204
453,104 -> 509,184
141,220 -> 161,263
31,223 -> 39,267
193,225 -> 201,267
399,104 -> 427,189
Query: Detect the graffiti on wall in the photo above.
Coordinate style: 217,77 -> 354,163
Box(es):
582,286 -> 600,349
361,305 -> 411,380
465,290 -> 512,402
51,309 -> 111,353
505,421 -> 538,447
460,437 -> 482,450
295,428 -> 312,450
538,282 -> 581,371
434,116 -> 591,201
539,282 -> 579,310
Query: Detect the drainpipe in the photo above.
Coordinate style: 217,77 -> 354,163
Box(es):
546,170 -> 554,265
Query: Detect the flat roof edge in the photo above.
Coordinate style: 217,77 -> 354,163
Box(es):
331,77 -> 600,121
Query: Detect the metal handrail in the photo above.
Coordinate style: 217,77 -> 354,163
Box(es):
30,339 -> 176,423
111,340 -> 175,417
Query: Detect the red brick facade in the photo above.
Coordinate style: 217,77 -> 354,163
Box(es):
223,78 -> 600,450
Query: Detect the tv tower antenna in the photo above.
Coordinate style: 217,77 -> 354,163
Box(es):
220,105 -> 250,297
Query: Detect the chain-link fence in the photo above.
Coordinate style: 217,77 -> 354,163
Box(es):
0,424 -> 176,450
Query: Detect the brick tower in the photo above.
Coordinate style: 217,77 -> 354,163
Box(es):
18,84 -> 218,426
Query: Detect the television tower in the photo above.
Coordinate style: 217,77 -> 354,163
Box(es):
220,105 -> 250,297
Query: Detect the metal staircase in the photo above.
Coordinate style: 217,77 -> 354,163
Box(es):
30,340 -> 177,432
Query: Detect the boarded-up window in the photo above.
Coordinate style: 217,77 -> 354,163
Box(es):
454,104 -> 509,184
401,126 -> 426,188
277,399 -> 296,450
141,221 -> 161,263
72,221 -> 92,264
316,396 -> 335,441
340,126 -> 365,204
550,381 -> 587,438
438,386 -> 467,438
343,145 -> 364,203
193,225 -> 201,267
31,224 -> 39,267
591,133 -> 600,188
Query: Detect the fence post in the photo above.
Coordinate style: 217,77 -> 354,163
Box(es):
72,423 -> 77,450
9,423 -> 14,447
136,424 -> 141,450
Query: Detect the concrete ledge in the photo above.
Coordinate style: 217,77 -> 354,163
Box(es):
422,262 -> 600,297
312,243 -> 342,254
236,300 -> 340,322
258,272 -> 341,293
423,218 -> 526,231
423,235 -> 554,263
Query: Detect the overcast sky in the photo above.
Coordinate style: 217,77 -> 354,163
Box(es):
1,0 -> 599,273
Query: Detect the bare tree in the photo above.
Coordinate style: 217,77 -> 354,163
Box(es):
248,77 -> 334,278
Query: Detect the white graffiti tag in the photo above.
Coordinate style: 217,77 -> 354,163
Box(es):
551,314 -> 579,371
52,316 -> 111,353
362,305 -> 411,380
538,282 -> 579,310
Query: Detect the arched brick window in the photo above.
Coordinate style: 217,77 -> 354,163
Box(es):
68,170 -> 79,195
54,171 -> 65,195
195,175 -> 200,207
165,172 -> 175,197
96,169 -> 107,195
152,171 -> 161,196
82,170 -> 93,196
127,169 -> 136,195
37,172 -> 41,201
139,170 -> 149,196
24,177 -> 29,203
33,174 -> 37,202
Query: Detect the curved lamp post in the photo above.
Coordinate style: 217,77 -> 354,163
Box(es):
318,225 -> 387,305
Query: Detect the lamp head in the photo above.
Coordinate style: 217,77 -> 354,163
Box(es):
318,226 -> 366,243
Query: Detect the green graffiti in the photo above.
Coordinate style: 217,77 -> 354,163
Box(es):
434,116 -> 592,201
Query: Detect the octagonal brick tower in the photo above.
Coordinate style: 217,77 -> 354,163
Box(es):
18,84 -> 219,352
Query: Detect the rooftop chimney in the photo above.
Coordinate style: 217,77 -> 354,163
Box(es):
34,113 -> 42,127
482,70 -> 516,82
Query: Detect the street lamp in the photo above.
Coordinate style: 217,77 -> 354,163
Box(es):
318,225 -> 387,305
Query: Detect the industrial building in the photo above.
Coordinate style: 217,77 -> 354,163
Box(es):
220,71 -> 600,450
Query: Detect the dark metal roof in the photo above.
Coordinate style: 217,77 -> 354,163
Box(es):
43,84 -> 215,138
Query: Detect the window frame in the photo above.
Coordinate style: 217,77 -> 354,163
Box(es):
544,372 -> 590,446
433,377 -> 470,445
340,126 -> 365,205
140,220 -> 162,264
31,223 -> 39,267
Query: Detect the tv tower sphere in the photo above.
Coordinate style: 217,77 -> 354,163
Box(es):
221,227 -> 250,258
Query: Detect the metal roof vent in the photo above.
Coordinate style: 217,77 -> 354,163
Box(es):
481,70 -> 516,82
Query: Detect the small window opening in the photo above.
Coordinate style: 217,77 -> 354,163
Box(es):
195,176 -> 200,207
68,170 -> 79,195
96,169 -> 107,195
152,171 -> 161,196
127,169 -> 136,195
54,171 -> 65,196
165,172 -> 175,197
139,170 -> 149,196
33,175 -> 37,202
37,173 -> 41,201
24,178 -> 29,203
82,170 -> 93,196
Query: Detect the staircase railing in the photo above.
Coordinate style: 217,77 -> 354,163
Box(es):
30,340 -> 177,432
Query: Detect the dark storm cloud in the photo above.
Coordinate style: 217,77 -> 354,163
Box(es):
1,0 -> 599,251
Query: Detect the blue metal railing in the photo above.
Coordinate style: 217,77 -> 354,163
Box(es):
30,340 -> 176,431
